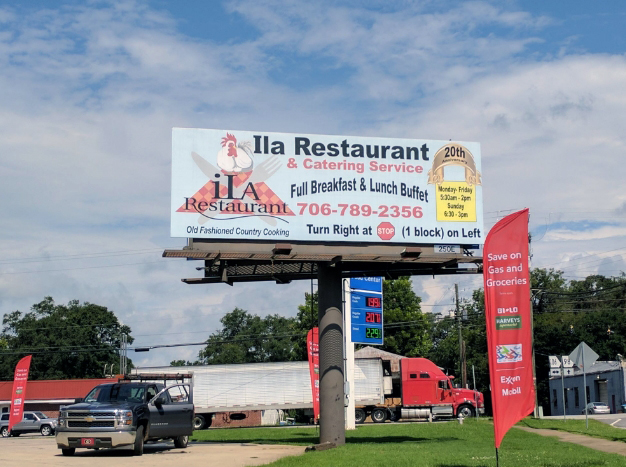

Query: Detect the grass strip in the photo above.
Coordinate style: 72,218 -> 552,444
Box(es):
519,417 -> 626,443
192,419 -> 626,466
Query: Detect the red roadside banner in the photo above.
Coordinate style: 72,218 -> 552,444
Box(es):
8,355 -> 33,434
306,328 -> 320,421
483,209 -> 535,449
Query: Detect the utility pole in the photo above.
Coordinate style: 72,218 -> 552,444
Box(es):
455,284 -> 467,388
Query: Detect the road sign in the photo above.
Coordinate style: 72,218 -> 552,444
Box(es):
550,368 -> 562,377
561,356 -> 574,368
569,342 -> 599,370
563,368 -> 575,376
549,356 -> 561,368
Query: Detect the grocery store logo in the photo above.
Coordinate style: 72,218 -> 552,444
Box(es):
495,316 -> 522,330
496,344 -> 522,363
178,133 -> 294,223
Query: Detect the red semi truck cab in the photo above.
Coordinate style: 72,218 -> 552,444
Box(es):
355,357 -> 484,423
400,358 -> 484,419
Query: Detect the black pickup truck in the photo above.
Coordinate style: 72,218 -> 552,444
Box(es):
55,381 -> 193,456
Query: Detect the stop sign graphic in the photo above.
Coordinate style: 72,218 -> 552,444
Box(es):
377,222 -> 395,241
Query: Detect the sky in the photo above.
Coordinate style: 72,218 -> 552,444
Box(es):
1,0 -> 625,369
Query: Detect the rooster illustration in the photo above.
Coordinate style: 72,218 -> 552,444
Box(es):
217,133 -> 253,172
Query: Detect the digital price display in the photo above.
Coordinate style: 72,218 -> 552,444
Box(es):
365,311 -> 382,323
350,289 -> 383,345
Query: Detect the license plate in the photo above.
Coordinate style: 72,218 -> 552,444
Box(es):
81,438 -> 95,446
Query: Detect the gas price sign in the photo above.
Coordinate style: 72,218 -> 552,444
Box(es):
350,277 -> 384,345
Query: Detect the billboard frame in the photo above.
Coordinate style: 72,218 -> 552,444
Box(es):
163,238 -> 482,284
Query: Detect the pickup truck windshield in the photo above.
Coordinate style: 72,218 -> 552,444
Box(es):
84,384 -> 146,403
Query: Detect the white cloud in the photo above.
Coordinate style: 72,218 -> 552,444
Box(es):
543,226 -> 626,242
1,1 -> 625,365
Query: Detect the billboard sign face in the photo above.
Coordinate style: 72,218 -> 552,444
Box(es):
171,129 -> 483,245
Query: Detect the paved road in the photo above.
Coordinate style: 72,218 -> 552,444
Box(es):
543,413 -> 626,429
0,434 -> 305,467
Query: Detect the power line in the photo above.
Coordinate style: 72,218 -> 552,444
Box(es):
0,259 -> 166,275
0,248 -> 164,265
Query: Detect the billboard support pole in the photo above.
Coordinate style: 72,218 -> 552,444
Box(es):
318,262 -> 345,446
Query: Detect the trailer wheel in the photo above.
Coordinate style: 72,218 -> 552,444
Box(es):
371,408 -> 388,423
355,409 -> 366,424
457,404 -> 475,418
193,414 -> 206,430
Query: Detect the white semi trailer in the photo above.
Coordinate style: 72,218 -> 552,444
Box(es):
133,358 -> 384,429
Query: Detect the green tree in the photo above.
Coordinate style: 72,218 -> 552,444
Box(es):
0,297 -> 132,380
292,291 -> 318,361
427,289 -> 489,394
197,308 -> 301,364
381,277 -> 431,357
532,271 -> 626,413
170,359 -> 202,366
292,278 -> 430,359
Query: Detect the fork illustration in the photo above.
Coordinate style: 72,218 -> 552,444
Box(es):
245,156 -> 281,185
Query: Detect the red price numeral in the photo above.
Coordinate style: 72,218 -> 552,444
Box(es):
366,312 -> 381,323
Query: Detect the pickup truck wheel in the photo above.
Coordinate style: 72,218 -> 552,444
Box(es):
371,408 -> 388,423
174,435 -> 189,448
355,409 -> 366,424
193,414 -> 206,430
133,425 -> 144,456
40,425 -> 53,436
457,404 -> 475,418
61,448 -> 75,456
1,427 -> 9,437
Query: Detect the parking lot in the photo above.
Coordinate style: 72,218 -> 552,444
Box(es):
0,434 -> 305,467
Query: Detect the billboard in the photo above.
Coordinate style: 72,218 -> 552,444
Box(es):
171,128 -> 483,245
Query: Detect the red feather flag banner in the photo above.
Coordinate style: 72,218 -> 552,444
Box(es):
483,209 -> 535,450
307,328 -> 320,421
8,355 -> 33,434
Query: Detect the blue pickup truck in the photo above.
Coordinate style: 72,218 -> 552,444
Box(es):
55,381 -> 194,456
